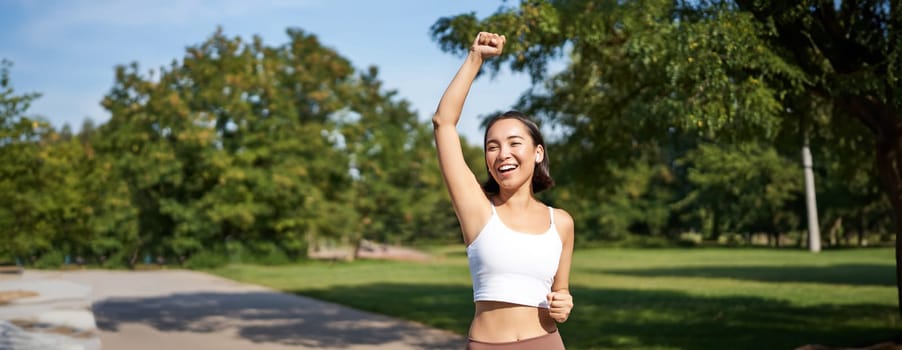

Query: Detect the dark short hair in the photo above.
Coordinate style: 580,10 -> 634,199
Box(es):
482,111 -> 555,194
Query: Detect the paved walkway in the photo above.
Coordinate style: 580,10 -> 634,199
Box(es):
22,269 -> 465,350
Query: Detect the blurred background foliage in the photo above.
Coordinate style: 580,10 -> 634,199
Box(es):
1,0 -> 899,268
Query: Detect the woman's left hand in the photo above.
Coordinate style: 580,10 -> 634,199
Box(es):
546,291 -> 573,323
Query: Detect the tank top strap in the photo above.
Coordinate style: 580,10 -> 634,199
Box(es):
548,206 -> 555,226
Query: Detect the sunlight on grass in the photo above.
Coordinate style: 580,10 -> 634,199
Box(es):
210,247 -> 900,350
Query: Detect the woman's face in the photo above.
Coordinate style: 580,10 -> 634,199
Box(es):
485,118 -> 544,192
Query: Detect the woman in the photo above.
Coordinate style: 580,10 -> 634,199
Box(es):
432,32 -> 575,349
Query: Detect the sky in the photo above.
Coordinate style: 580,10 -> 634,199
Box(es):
0,0 -> 535,143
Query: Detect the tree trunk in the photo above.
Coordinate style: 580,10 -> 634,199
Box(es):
129,248 -> 140,269
838,96 -> 902,315
875,128 -> 902,317
711,208 -> 721,241
803,133 -> 822,252
857,209 -> 865,247
828,216 -> 843,248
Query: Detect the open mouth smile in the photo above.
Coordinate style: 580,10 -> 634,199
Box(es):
497,164 -> 518,175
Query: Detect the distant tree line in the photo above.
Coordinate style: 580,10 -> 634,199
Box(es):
1,0 -> 896,269
1,29 -> 484,268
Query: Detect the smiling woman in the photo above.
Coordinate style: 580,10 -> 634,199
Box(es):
482,111 -> 554,195
431,31 -> 575,349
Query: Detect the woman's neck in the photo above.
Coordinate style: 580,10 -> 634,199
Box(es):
493,187 -> 535,210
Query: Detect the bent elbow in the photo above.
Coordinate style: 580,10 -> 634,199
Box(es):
432,113 -> 447,130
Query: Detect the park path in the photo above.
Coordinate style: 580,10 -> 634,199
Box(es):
24,269 -> 465,350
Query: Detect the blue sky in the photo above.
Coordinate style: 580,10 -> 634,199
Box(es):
0,0 -> 534,142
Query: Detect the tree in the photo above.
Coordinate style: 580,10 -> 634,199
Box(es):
0,59 -> 45,261
97,29 -> 367,265
676,142 -> 803,245
0,60 -> 101,266
94,28 -> 461,266
734,0 -> 901,307
431,0 -> 902,310
333,64 -> 494,249
817,133 -> 893,247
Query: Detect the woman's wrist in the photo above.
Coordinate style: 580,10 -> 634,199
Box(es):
466,50 -> 484,65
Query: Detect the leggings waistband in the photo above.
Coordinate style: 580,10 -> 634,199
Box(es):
466,329 -> 564,350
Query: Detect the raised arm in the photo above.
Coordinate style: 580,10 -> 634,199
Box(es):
432,32 -> 506,245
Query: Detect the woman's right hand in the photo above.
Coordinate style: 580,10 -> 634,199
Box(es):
470,32 -> 506,59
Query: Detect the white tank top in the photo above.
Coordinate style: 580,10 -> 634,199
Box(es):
466,204 -> 563,308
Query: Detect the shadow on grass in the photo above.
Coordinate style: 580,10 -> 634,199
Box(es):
94,290 -> 464,349
298,283 -> 475,336
295,283 -> 900,350
593,264 -> 895,286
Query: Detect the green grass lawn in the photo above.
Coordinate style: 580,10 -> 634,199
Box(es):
209,246 -> 900,350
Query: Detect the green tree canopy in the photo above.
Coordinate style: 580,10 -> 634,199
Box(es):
432,0 -> 902,310
92,28 -> 459,265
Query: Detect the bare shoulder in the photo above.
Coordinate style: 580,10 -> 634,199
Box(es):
553,208 -> 574,237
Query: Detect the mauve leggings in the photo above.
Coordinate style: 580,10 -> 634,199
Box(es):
465,330 -> 565,350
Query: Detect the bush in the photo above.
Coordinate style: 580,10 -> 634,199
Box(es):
677,232 -> 703,246
249,243 -> 292,266
185,249 -> 229,269
717,233 -> 746,246
32,250 -> 65,269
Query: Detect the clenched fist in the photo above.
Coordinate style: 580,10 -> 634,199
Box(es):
470,32 -> 506,59
546,291 -> 574,323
